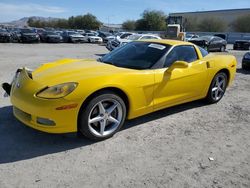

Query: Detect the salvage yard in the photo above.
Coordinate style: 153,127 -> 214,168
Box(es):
0,43 -> 249,187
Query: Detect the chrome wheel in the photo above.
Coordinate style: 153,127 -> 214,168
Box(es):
88,99 -> 123,137
211,74 -> 226,101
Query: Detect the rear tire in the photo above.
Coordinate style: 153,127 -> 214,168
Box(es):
206,72 -> 228,104
78,91 -> 126,141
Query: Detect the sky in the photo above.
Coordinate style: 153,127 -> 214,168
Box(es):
0,0 -> 250,23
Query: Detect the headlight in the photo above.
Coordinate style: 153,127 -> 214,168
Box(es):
36,82 -> 78,99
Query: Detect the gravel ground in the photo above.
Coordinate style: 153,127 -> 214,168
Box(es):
0,43 -> 249,188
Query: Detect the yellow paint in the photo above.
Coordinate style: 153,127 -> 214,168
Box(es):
10,40 -> 237,133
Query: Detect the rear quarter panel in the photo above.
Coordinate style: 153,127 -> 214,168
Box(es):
202,53 -> 237,93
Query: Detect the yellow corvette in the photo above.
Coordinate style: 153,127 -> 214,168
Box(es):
2,40 -> 237,140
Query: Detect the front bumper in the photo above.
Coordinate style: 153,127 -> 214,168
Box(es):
71,37 -> 85,43
9,68 -> 79,133
21,36 -> 40,43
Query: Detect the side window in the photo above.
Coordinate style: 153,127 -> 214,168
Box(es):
141,36 -> 151,39
198,46 -> 209,57
164,45 -> 198,67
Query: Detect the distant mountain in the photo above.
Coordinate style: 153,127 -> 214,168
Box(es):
0,16 -> 59,27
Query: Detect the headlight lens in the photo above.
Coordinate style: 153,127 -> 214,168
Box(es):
36,82 -> 78,99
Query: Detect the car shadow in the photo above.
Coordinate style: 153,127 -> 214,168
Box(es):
236,68 -> 250,74
0,100 -> 206,164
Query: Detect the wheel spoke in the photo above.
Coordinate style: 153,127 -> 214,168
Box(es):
218,86 -> 224,93
98,102 -> 106,114
212,87 -> 218,92
100,120 -> 106,135
106,102 -> 118,115
218,80 -> 225,87
108,116 -> 120,124
89,116 -> 103,124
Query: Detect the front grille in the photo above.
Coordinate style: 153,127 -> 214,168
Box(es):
13,107 -> 31,122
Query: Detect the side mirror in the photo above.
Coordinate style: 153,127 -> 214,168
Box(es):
167,61 -> 189,72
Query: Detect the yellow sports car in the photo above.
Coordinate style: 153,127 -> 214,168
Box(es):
2,40 -> 237,140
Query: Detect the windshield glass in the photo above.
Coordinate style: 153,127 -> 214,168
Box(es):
127,35 -> 141,40
87,33 -> 95,36
21,29 -> 35,33
0,29 -> 7,32
100,42 -> 171,70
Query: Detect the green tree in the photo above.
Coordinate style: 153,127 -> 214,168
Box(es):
197,17 -> 226,32
231,14 -> 250,32
136,10 -> 167,31
81,13 -> 102,29
122,20 -> 136,31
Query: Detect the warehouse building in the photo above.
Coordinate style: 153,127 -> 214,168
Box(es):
168,8 -> 250,31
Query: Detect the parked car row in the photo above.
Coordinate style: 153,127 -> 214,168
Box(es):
0,27 -> 113,44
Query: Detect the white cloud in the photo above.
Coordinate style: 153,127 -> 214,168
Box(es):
0,3 -> 66,22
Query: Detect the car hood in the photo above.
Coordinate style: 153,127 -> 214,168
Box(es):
69,34 -> 83,38
22,33 -> 37,36
89,36 -> 101,39
47,34 -> 61,38
32,59 -> 133,85
189,38 -> 207,42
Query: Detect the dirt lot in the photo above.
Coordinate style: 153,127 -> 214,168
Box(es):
0,43 -> 249,188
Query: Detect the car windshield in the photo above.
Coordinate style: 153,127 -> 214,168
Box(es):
127,35 -> 141,40
87,33 -> 95,36
0,29 -> 7,32
100,42 -> 171,70
21,29 -> 35,33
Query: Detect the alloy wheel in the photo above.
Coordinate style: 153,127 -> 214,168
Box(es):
211,74 -> 226,101
88,99 -> 123,137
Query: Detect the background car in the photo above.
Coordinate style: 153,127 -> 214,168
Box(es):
0,29 -> 12,42
8,28 -> 21,42
185,34 -> 199,41
62,31 -> 85,43
106,34 -> 161,51
20,28 -> 40,43
189,35 -> 227,52
233,40 -> 250,50
41,31 -> 63,43
242,52 -> 250,70
83,33 -> 103,43
104,32 -> 134,43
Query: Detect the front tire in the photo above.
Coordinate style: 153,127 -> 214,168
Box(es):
206,72 -> 228,104
78,91 -> 126,141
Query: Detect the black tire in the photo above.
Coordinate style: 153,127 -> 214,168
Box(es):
78,91 -> 127,141
88,38 -> 91,43
206,72 -> 228,104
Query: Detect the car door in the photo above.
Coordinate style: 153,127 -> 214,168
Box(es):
153,45 -> 208,111
209,37 -> 221,51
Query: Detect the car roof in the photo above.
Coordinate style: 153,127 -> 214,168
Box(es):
139,39 -> 193,46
